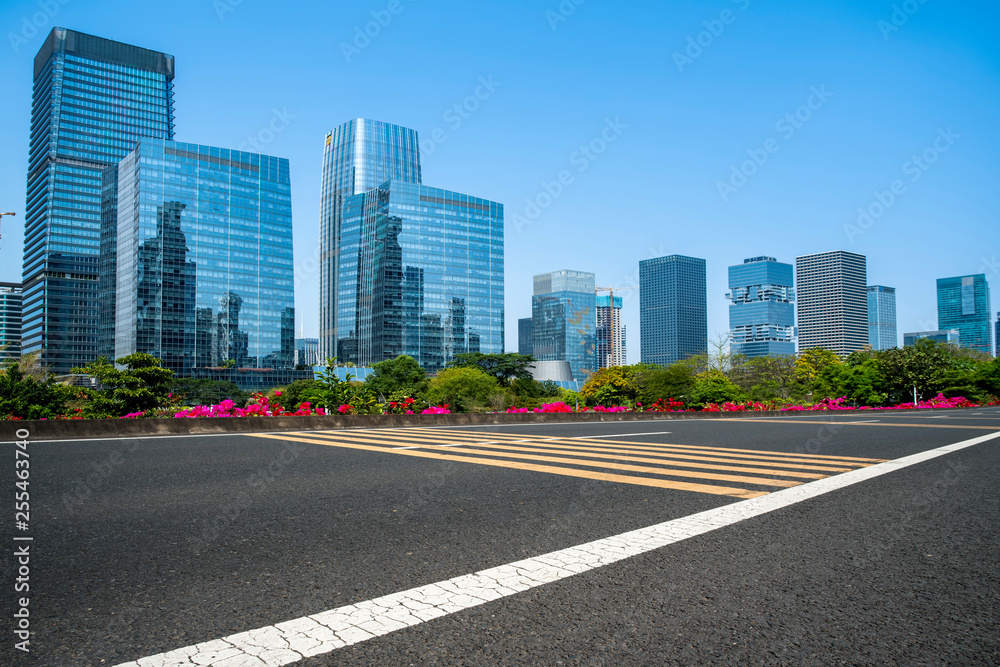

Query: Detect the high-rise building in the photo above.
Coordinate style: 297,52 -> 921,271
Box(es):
295,338 -> 320,367
639,255 -> 707,366
532,270 -> 596,381
113,139 -> 296,384
0,283 -> 23,363
518,317 -> 533,356
795,251 -> 868,356
867,285 -> 897,350
726,256 -> 795,358
903,330 -> 959,347
937,274 -> 993,355
596,295 -> 626,368
23,28 -> 175,374
995,312 -> 999,357
335,180 -> 503,372
319,119 -> 422,362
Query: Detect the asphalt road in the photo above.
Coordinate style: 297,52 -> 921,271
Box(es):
3,408 -> 1000,666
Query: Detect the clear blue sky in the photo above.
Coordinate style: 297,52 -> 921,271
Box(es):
1,0 -> 997,358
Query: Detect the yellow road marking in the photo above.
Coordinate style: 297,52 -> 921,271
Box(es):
252,433 -> 768,498
725,418 -> 1000,431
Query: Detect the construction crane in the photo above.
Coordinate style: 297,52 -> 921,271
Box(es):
0,210 -> 14,243
594,285 -> 637,368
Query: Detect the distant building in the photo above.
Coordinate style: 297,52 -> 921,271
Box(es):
640,255 -> 707,366
727,256 -> 795,358
867,285 -> 898,350
996,313 -> 999,357
903,330 -> 959,347
112,139 -> 297,386
0,283 -> 22,362
532,270 -> 596,381
22,28 -> 176,374
937,274 -> 993,355
596,295 -> 626,368
795,251 -> 868,356
518,317 -> 533,356
295,338 -> 320,367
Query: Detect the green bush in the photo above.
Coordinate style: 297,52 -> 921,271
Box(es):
72,353 -> 175,418
426,366 -> 498,411
0,365 -> 68,419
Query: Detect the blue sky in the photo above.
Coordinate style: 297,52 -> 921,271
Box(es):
1,0 -> 997,358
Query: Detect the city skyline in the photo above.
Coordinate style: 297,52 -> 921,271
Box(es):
1,2 -> 997,364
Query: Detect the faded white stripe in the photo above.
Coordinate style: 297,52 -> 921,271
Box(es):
114,430 -> 1000,667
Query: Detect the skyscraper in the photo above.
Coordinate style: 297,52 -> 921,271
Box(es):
532,270 -> 596,381
639,255 -> 707,366
937,274 -> 992,355
113,139 -> 296,384
335,180 -> 503,372
795,251 -> 868,356
867,285 -> 897,350
596,295 -> 626,368
726,256 -> 795,358
518,317 -> 534,356
23,28 -> 175,374
319,119 -> 422,361
0,283 -> 22,363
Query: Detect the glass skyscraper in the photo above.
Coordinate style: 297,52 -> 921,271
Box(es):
532,270 -> 596,382
596,295 -> 626,368
795,251 -> 868,356
867,285 -> 897,350
639,255 -> 707,366
0,283 -> 23,363
319,119 -> 422,362
937,274 -> 992,355
23,28 -> 175,374
113,139 -> 296,382
518,317 -> 534,356
335,180 -> 503,372
727,256 -> 795,358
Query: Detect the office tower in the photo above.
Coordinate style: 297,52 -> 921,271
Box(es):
867,285 -> 897,350
319,119 -> 422,361
0,283 -> 23,362
794,251 -> 868,356
531,270 -> 596,381
996,313 -> 999,357
903,330 -> 959,347
518,317 -> 534,356
114,139 -> 295,383
596,295 -> 626,368
23,28 -> 175,374
295,338 -> 320,367
639,255 -> 707,366
335,181 -> 503,372
726,256 -> 795,358
937,274 -> 993,355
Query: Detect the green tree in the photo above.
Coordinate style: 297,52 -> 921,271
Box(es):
426,366 -> 499,411
580,366 -> 639,406
975,357 -> 1000,398
365,355 -> 428,398
171,378 -> 250,406
450,353 -> 535,386
688,370 -> 745,408
728,355 -> 798,401
0,364 -> 69,419
874,340 -> 953,403
635,362 -> 696,406
271,379 -> 319,410
73,353 -> 175,417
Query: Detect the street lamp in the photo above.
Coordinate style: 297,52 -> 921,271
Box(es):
0,210 -> 15,243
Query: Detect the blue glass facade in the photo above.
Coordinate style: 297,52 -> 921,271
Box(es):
319,119 -> 422,361
23,28 -> 175,374
640,255 -> 707,366
532,270 -> 596,381
0,283 -> 23,362
113,139 -> 296,382
867,285 -> 897,350
518,317 -> 534,356
335,180 -> 503,371
903,330 -> 959,347
937,274 -> 992,355
727,256 -> 795,358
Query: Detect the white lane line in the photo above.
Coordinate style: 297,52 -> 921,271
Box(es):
113,430 -> 1000,667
